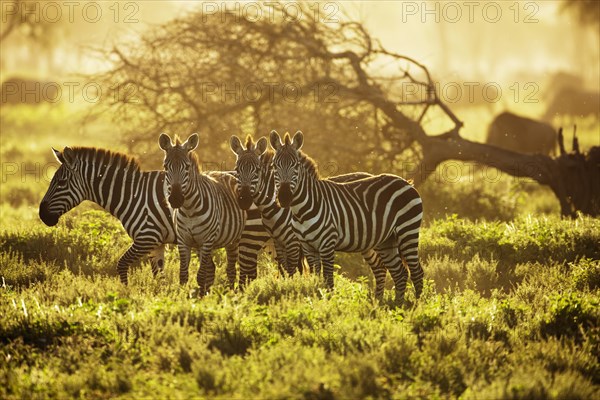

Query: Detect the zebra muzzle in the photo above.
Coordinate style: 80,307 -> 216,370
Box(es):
277,182 -> 293,208
237,186 -> 254,210
39,201 -> 59,226
168,185 -> 184,209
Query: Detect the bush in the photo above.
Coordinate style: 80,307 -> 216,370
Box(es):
426,255 -> 501,296
469,367 -> 599,399
1,184 -> 41,207
0,210 -> 133,281
540,292 -> 599,342
421,214 -> 600,266
424,256 -> 465,293
0,251 -> 59,287
419,172 -> 521,222
466,256 -> 499,296
571,258 -> 600,291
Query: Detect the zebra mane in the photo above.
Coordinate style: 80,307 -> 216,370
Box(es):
70,147 -> 141,172
187,147 -> 202,173
260,148 -> 274,167
245,135 -> 254,149
298,150 -> 319,179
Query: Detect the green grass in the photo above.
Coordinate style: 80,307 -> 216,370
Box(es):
1,103 -> 598,398
1,208 -> 599,398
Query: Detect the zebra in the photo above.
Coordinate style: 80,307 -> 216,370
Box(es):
159,133 -> 269,294
269,130 -> 424,305
38,146 -> 262,287
230,135 -> 302,276
230,134 -> 391,299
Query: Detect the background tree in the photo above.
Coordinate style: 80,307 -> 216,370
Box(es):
93,2 -> 599,217
561,0 -> 600,29
1,0 -> 51,42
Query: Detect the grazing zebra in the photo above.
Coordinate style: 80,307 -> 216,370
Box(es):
269,131 -> 424,304
39,146 -> 179,284
230,135 -> 391,299
38,146 -> 261,287
159,133 -> 268,294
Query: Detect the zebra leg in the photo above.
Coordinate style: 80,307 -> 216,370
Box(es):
274,240 -> 288,277
321,249 -> 336,289
238,241 -> 260,290
296,245 -> 306,275
117,241 -> 156,285
400,239 -> 424,299
302,243 -> 321,275
362,249 -> 387,301
376,246 -> 409,306
225,243 -> 239,290
149,244 -> 166,277
196,248 -> 215,296
237,209 -> 268,289
287,240 -> 302,276
304,252 -> 321,275
178,244 -> 192,285
204,252 -> 217,293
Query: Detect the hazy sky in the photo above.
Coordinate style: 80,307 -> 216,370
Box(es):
2,1 -> 598,88
343,1 -> 594,82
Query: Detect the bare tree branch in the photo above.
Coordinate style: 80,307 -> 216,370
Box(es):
89,1 -> 600,216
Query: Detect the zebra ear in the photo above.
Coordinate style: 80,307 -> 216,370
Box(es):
184,133 -> 199,152
62,147 -> 76,167
270,130 -> 282,150
230,135 -> 244,155
52,147 -> 64,164
292,131 -> 303,150
159,133 -> 173,151
255,137 -> 268,156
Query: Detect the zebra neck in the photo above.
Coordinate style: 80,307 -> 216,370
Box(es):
181,172 -> 210,210
86,163 -> 145,218
253,170 -> 278,211
290,168 -> 320,210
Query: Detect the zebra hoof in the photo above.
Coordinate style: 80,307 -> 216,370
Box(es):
392,296 -> 406,309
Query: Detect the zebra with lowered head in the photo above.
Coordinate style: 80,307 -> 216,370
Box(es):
159,133 -> 269,294
39,146 -> 179,284
230,134 -> 394,300
39,146 -> 260,287
269,131 -> 424,305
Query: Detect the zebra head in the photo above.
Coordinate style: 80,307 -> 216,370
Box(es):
159,133 -> 199,209
39,147 -> 86,226
270,130 -> 303,208
230,135 -> 268,210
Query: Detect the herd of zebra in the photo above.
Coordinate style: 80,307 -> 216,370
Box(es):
39,130 -> 424,304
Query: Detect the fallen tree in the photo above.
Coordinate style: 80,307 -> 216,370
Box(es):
92,2 -> 599,217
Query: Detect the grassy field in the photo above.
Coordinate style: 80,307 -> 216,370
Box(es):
1,104 -> 599,398
1,206 -> 599,398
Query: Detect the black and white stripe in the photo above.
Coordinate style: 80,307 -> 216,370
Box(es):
269,131 -> 424,304
230,135 -> 302,276
159,133 -> 268,294
230,135 -> 393,299
39,146 -> 179,284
